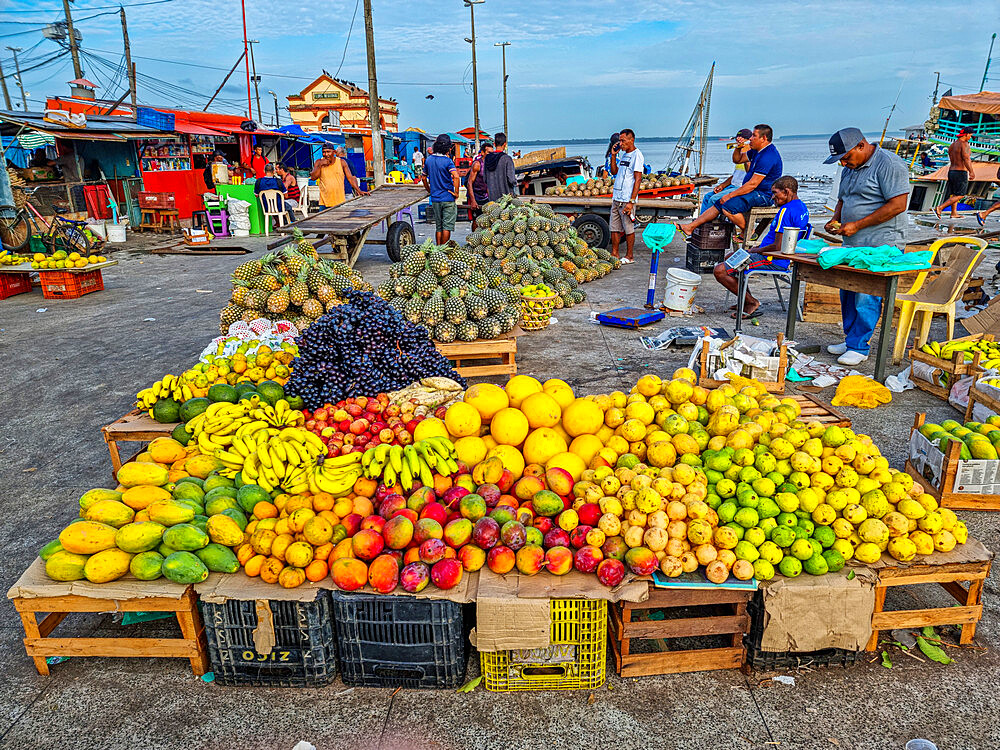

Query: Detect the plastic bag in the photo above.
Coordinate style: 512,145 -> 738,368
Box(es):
831,375 -> 892,408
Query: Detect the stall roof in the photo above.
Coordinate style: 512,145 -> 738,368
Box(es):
938,91 -> 1000,115
173,121 -> 224,136
0,109 -> 167,140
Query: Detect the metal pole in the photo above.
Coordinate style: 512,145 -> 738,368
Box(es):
981,33 -> 996,92
466,1 -> 483,153
495,41 -> 509,139
204,51 -> 246,111
7,48 -> 27,111
268,90 -> 280,127
120,7 -> 136,110
0,57 -> 12,110
932,71 -> 940,106
240,0 -> 252,119
363,0 -> 384,188
62,0 -> 84,80
248,39 -> 262,122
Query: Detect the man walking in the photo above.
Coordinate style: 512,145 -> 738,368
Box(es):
935,128 -> 976,219
823,127 -> 910,366
609,128 -> 644,263
310,143 -> 367,209
412,148 -> 424,177
484,132 -> 518,201
466,140 -> 493,224
421,134 -> 460,244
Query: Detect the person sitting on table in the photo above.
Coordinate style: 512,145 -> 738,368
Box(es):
712,175 -> 809,320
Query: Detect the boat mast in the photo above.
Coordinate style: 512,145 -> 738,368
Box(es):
667,63 -> 714,176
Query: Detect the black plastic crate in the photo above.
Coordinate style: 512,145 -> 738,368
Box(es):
689,220 -> 732,250
331,591 -> 466,689
745,593 -> 863,671
202,593 -> 337,687
685,243 -> 725,274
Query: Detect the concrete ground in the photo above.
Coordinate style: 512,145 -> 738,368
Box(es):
1,217 -> 999,750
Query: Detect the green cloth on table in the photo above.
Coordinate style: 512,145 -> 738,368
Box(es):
795,238 -> 829,254
817,245 -> 934,273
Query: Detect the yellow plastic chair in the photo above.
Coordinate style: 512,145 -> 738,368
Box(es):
891,236 -> 987,363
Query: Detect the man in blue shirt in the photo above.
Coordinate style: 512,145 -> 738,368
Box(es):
680,123 -> 782,236
712,175 -> 809,319
421,134 -> 460,244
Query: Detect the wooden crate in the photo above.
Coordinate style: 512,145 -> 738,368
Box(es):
698,333 -> 788,393
789,392 -> 852,427
436,329 -> 519,379
102,408 -> 177,476
906,412 -> 1000,511
866,547 -> 992,651
963,277 -> 985,303
802,282 -> 902,326
609,584 -> 753,677
908,333 -> 992,401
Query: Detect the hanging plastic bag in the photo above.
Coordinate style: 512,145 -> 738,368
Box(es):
831,375 -> 893,408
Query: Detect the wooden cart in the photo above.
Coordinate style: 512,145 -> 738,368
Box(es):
270,184 -> 426,265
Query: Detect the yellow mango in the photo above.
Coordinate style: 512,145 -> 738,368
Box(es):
117,461 -> 170,488
121,484 -> 171,511
84,548 -> 133,583
148,437 -> 187,463
207,514 -> 246,547
84,500 -> 135,528
59,521 -> 118,555
79,488 -> 123,512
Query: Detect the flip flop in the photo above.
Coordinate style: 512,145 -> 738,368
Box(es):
622,257 -> 635,264
977,213 -> 986,227
731,309 -> 762,320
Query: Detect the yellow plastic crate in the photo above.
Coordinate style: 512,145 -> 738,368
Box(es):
480,598 -> 607,692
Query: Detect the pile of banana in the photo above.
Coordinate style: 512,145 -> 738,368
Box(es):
309,453 -> 364,497
136,374 -> 192,409
251,399 -> 305,427
361,437 -> 459,492
214,423 -> 327,493
920,338 -> 1000,369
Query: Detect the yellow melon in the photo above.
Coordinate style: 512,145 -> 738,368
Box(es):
504,375 -> 543,409
542,379 -> 576,409
520,392 -> 562,429
487,444 -> 526,479
546,451 -> 587,481
463,383 -> 509,421
454,436 -> 489,467
562,398 -> 604,437
490,408 -> 530,446
413,417 -> 449,442
569,434 -> 604,465
523,427 -> 569,466
444,402 -> 482,438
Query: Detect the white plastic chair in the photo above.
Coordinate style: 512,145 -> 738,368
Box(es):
300,185 -> 321,216
257,189 -> 289,237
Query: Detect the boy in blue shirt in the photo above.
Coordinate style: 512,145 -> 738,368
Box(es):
712,175 -> 809,319
421,134 -> 460,244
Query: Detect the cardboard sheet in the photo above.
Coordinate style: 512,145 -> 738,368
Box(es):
758,566 -> 878,653
7,558 -> 194,601
963,294 -> 1000,335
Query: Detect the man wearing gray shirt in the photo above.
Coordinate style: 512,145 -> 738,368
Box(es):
822,128 -> 910,366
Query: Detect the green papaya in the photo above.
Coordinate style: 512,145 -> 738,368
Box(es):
162,523 -> 210,551
237,484 -> 270,513
203,475 -> 236,493
157,541 -> 179,557
195,543 -> 240,573
917,423 -> 943,439
147,499 -> 195,526
967,438 -> 999,460
161,551 -> 209,584
220,507 -> 248,530
190,515 -> 210,532
39,539 -> 63,561
205,495 -> 240,517
114,521 -> 166,554
171,482 -> 205,504
130,551 -> 165,581
174,476 -> 204,488
45,550 -> 90,581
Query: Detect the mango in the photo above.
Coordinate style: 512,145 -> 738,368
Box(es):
121,484 -> 171,511
161,551 -> 209,584
130,551 -> 165,581
206,514 -> 246,547
79,488 -> 123,512
195,543 -> 240,573
83,548 -> 133,583
59,521 -> 118,555
147,499 -> 196,526
45,550 -> 90,581
117,461 -> 169,488
84,500 -> 135,528
115,521 -> 166,554
162,523 -> 210,551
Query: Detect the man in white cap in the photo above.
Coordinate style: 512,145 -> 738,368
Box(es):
823,127 -> 910,366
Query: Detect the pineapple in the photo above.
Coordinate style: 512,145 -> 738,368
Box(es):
245,288 -> 270,310
481,288 -> 506,314
302,298 -> 325,319
306,261 -> 328,293
404,295 -> 424,323
394,274 -> 418,297
220,304 -> 242,329
325,299 -> 343,313
415,269 -> 439,298
294,229 -> 319,260
316,281 -> 337,304
465,293 -> 488,320
231,280 -> 250,306
231,258 -> 262,283
403,250 -> 427,277
456,320 -> 479,341
267,285 -> 290,314
376,281 -> 395,300
427,251 -> 451,277
289,268 -> 310,307
422,290 -> 445,326
444,292 -> 467,324
434,322 -> 457,343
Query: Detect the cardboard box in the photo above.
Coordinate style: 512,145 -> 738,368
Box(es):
7,558 -> 195,602
963,294 -> 1000,336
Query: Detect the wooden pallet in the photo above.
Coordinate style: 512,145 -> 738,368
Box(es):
908,333 -> 991,402
962,277 -> 985,303
698,333 -> 788,393
436,329 -> 519,379
609,584 -> 753,677
802,282 -> 902,326
102,408 -> 177,475
866,546 -> 992,651
789,392 -> 852,427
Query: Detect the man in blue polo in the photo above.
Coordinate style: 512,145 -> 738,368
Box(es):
680,123 -> 782,236
823,127 -> 910,366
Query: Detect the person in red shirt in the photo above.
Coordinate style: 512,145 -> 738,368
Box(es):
248,145 -> 269,178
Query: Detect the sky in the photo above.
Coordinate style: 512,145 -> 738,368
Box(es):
0,0 -> 995,140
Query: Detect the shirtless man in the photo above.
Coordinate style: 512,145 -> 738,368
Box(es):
935,128 -> 976,219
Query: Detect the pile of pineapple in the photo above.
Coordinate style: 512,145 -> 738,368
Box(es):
376,239 -> 521,343
219,234 -> 371,333
465,196 -> 619,309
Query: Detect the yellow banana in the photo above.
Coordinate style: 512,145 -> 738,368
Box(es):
215,449 -> 245,466
419,460 -> 433,487
403,445 -> 421,475
231,434 -> 250,457
400,462 -> 412,492
257,443 -> 272,468
384,464 -> 397,488
244,455 -> 260,480
271,440 -> 287,462
269,448 -> 286,479
283,441 -> 303,467
389,445 -> 404,473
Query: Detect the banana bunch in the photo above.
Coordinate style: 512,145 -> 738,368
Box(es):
185,401 -> 255,451
251,399 -> 305,427
309,452 -> 364,497
215,424 -> 326,493
921,338 -> 1000,368
362,437 -> 458,492
136,373 -> 193,412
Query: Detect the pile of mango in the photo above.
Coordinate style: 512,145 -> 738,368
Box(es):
920,338 -> 1000,369
917,417 -> 1000,460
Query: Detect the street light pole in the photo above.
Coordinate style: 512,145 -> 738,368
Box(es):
495,41 -> 510,138
465,0 -> 484,153
268,90 -> 280,127
248,40 -> 262,122
6,47 -> 27,110
363,0 -> 385,188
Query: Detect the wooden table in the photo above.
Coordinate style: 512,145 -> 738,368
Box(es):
102,408 -> 177,476
779,254 -> 931,382
0,260 -> 118,274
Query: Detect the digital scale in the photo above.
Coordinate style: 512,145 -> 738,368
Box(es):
596,223 -> 677,329
595,307 -> 665,328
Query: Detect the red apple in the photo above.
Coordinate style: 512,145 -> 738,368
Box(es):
346,403 -> 363,418
419,502 -> 447,525
569,526 -> 592,549
313,408 -> 329,422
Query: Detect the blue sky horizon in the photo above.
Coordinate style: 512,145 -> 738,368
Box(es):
0,0 -> 994,140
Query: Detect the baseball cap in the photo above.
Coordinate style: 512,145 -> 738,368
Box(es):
733,128 -> 752,140
321,142 -> 335,151
824,127 -> 865,164
959,127 -> 973,136
434,133 -> 452,150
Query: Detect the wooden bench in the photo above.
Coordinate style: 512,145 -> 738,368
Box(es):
436,329 -> 519,379
102,408 -> 177,476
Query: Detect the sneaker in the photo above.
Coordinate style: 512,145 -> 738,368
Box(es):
837,350 -> 868,366
827,342 -> 848,355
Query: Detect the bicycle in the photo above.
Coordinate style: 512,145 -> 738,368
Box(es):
0,186 -> 100,255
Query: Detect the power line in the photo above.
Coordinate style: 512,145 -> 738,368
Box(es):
334,0 -> 361,79
0,0 -> 178,14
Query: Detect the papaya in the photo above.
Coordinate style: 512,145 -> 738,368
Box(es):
175,499 -> 206,517
84,548 -> 133,583
147,499 -> 196,526
190,515 -> 210,532
205,495 -> 240,516
162,551 -> 209,584
79,488 -> 123,512
117,462 -> 169,488
59,521 -> 118,555
220,507 -> 249,530
45,550 -> 90,581
158,541 -> 179,558
39,539 -> 63,561
148,436 -> 187,464
171,481 -> 205,504
237,484 -> 270,513
174,476 -> 204,489
130,551 -> 165,581
918,423 -> 943,439
114,521 -> 166,554
162,523 -> 210,551
195,543 -> 240,573
967,439 -> 999,460
184,454 -> 223,479
121,484 -> 171,511
84,500 -> 135,528
206,514 -> 246,547
203,474 -> 235,493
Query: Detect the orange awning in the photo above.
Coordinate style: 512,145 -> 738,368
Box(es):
938,91 -> 1000,115
173,121 -> 223,136
916,161 -> 1000,182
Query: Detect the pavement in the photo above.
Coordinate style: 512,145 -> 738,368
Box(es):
2,218 -> 1000,750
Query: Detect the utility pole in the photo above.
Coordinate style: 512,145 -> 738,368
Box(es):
120,7 -> 136,109
981,33 -> 996,93
7,47 -> 27,110
932,71 -> 940,105
0,57 -> 12,110
248,40 -> 262,122
268,90 -> 280,127
363,0 -> 384,188
61,0 -> 84,80
240,0 -> 252,119
494,41 -> 510,138
465,0 -> 484,153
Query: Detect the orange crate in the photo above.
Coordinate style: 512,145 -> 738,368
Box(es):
0,272 -> 32,300
38,270 -> 104,300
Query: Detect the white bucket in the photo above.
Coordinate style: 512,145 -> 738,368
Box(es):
663,267 -> 701,311
105,224 -> 126,243
88,221 -> 107,239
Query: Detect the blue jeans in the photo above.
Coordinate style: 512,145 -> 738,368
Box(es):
840,291 -> 882,355
701,185 -> 737,213
718,189 -> 772,215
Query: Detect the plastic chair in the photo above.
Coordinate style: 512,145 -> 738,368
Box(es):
301,185 -> 321,216
203,196 -> 229,237
729,223 -> 813,326
891,237 -> 987,363
257,189 -> 289,237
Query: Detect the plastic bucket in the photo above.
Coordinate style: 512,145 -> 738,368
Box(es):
663,267 -> 701,311
105,224 -> 126,243
88,221 -> 107,239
